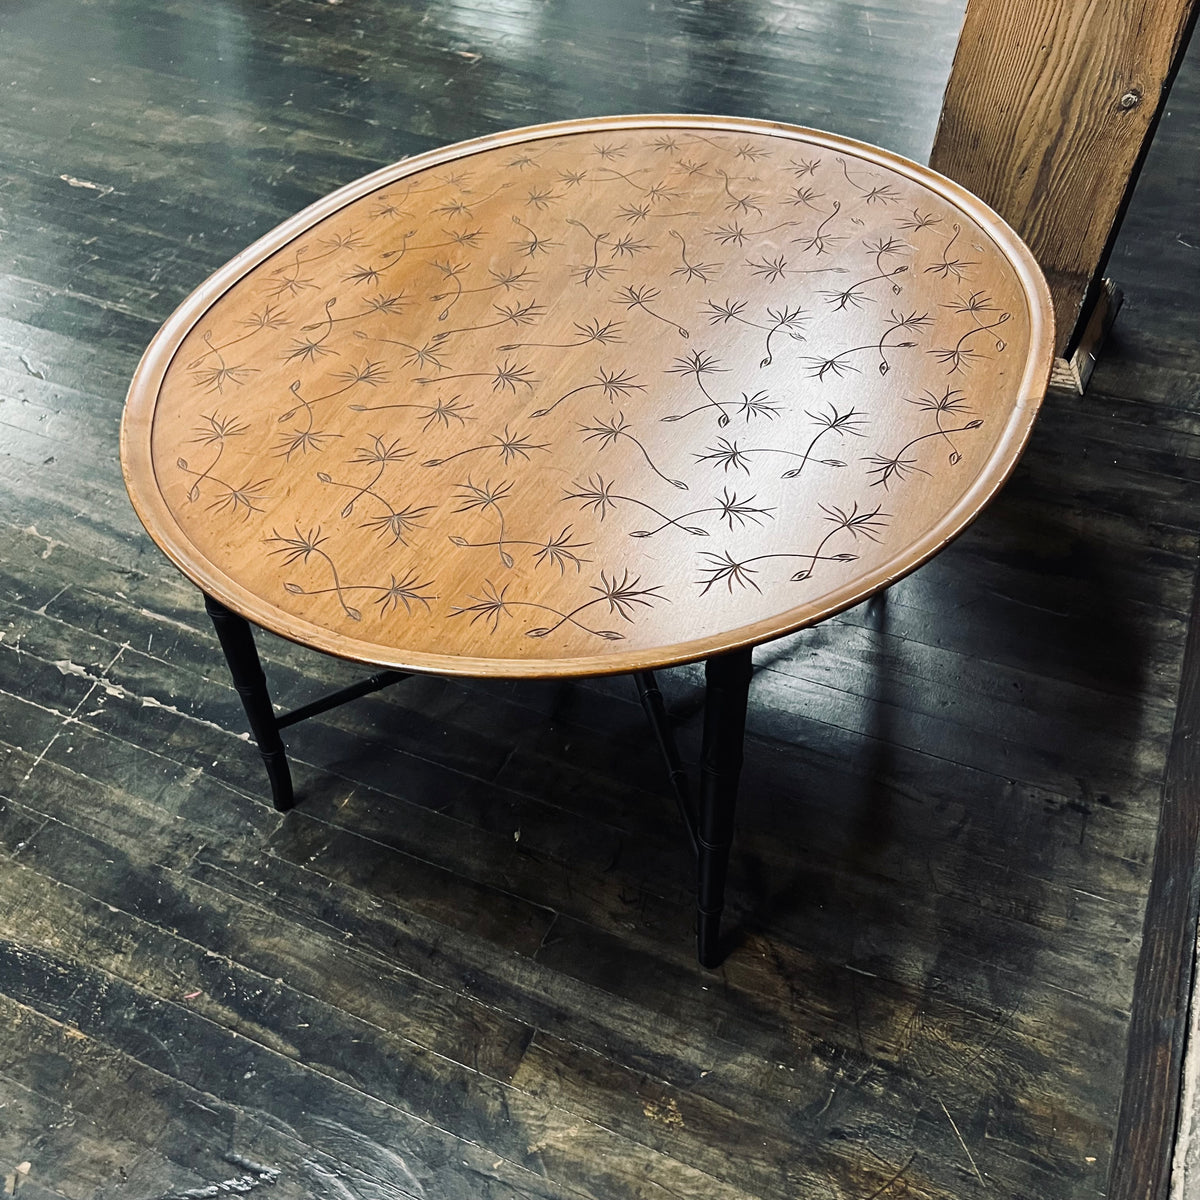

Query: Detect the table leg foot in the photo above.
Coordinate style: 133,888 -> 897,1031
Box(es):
203,593 -> 294,812
696,646 -> 753,969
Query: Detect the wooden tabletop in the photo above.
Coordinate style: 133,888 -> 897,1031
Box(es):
121,115 -> 1054,678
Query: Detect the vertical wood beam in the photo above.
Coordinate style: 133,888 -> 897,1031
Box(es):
930,0 -> 1197,358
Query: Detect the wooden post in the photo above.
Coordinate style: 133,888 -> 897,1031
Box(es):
930,0 -> 1197,386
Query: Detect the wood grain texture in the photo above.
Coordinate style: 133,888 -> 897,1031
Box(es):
1107,550 -> 1200,1200
122,117 -> 1052,676
930,0 -> 1198,354
0,1 -> 1197,1198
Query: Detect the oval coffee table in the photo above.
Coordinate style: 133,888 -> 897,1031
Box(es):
121,116 -> 1054,966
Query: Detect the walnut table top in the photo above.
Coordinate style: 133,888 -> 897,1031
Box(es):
121,116 -> 1054,678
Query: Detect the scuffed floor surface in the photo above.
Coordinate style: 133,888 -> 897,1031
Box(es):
1,2 -> 1199,1198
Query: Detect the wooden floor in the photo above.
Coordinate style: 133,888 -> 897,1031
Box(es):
1,3 -> 1198,1198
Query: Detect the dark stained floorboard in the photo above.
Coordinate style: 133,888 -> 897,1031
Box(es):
2,0 -> 1199,1198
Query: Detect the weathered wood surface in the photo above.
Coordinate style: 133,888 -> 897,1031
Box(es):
0,1 -> 1197,1199
930,0 -> 1198,355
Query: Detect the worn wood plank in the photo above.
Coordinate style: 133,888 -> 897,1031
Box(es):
0,869 -> 925,1200
0,995 -> 551,1200
0,1066 -> 195,1200
0,1 -> 1197,1198
187,838 -> 1117,1195
930,0 -> 1199,351
1108,559 -> 1200,1199
0,935 -> 793,1200
0,594 -> 1162,931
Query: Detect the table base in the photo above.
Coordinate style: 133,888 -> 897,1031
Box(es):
202,593 -> 752,968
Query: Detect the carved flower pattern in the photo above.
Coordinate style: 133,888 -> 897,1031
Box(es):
148,121 -> 1036,663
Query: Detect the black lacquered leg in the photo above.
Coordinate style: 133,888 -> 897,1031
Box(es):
203,593 -> 294,812
634,670 -> 697,855
696,646 -> 753,968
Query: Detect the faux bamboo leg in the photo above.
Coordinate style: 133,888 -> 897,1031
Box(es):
203,592 -> 294,812
696,646 -> 753,968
